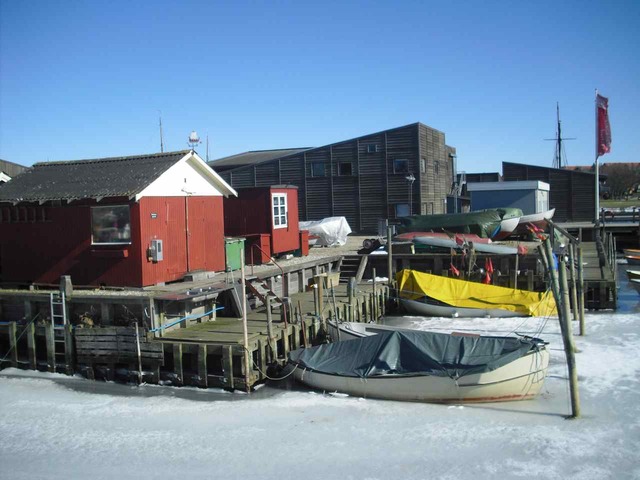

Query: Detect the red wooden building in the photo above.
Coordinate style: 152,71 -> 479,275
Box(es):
223,186 -> 306,264
0,151 -> 236,287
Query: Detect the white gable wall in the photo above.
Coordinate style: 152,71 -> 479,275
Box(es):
136,152 -> 235,199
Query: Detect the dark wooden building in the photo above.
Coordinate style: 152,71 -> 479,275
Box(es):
0,151 -> 236,287
0,159 -> 28,184
210,123 -> 456,233
223,185 -> 304,264
502,162 -> 596,222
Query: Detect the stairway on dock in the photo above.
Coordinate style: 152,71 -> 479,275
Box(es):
339,255 -> 367,283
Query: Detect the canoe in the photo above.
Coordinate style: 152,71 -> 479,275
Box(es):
397,269 -> 557,318
625,255 -> 640,266
400,298 -> 525,318
626,270 -> 640,281
491,216 -> 522,240
394,232 -> 492,244
514,208 -> 556,235
630,278 -> 640,294
397,208 -> 523,240
412,236 -> 518,255
623,249 -> 640,257
288,330 -> 549,403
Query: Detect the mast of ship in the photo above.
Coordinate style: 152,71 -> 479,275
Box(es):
546,102 -> 575,169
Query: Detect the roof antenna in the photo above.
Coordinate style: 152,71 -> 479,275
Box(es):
188,131 -> 201,151
159,112 -> 164,153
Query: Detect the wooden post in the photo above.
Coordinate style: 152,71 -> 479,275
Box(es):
298,300 -> 309,348
315,275 -> 325,315
559,259 -> 581,418
64,323 -> 74,375
387,226 -> 393,286
542,240 -> 562,309
266,295 -> 275,362
223,345 -> 234,389
348,277 -> 356,321
568,243 -> 579,323
513,252 -> 519,289
577,244 -> 586,335
331,285 -> 341,341
135,323 -> 143,384
7,322 -> 18,368
240,248 -> 251,393
45,321 -> 56,373
26,322 -> 36,369
173,343 -> 183,386
198,344 -> 208,388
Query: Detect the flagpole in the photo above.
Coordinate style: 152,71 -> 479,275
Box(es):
595,89 -> 600,222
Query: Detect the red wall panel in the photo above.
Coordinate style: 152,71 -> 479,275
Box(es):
138,196 -> 225,286
223,187 -> 300,256
270,187 -> 300,254
223,189 -> 270,235
0,196 -> 226,288
0,201 -> 142,287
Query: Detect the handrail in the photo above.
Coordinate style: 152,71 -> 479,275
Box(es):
249,243 -> 288,327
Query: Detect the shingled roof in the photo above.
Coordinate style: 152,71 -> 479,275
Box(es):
0,151 -> 192,203
209,148 -> 312,171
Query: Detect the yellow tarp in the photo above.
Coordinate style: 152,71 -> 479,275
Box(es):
396,269 -> 557,317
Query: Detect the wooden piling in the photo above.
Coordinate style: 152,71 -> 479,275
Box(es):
173,343 -> 183,385
577,244 -> 586,335
568,243 -> 579,323
45,322 -> 56,373
387,226 -> 393,285
223,345 -> 234,389
64,323 -> 74,375
240,248 -> 251,393
559,259 -> 581,419
266,295 -> 275,361
198,344 -> 208,387
26,322 -> 36,369
7,322 -> 18,367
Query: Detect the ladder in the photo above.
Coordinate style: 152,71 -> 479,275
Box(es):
49,292 -> 68,326
48,292 -> 69,373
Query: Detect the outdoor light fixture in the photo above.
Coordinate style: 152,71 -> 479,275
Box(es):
405,174 -> 416,216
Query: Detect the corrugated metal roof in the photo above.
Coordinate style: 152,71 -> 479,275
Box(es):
0,151 -> 191,203
208,148 -> 312,170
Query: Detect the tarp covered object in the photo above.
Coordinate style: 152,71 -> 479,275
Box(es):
397,208 -> 522,238
396,269 -> 557,317
288,330 -> 542,379
299,216 -> 352,247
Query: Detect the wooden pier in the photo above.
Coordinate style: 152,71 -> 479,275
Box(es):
0,234 -> 617,391
0,255 -> 389,391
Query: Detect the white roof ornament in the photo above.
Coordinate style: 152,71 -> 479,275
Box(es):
188,131 -> 201,150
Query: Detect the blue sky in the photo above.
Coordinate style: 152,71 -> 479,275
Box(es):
1,0 -> 638,173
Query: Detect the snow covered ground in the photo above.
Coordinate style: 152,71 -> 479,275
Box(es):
1,269 -> 639,480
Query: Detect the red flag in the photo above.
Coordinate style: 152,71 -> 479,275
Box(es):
454,235 -> 464,246
482,272 -> 491,284
450,264 -> 460,277
596,93 -> 611,157
485,257 -> 494,274
517,244 -> 528,255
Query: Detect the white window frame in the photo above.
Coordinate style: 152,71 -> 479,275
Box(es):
272,193 -> 288,229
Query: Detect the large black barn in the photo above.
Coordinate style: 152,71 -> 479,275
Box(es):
502,162 -> 596,222
210,123 -> 456,233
